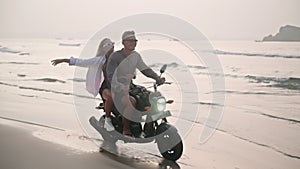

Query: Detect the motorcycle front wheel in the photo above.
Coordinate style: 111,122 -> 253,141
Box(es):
157,132 -> 183,161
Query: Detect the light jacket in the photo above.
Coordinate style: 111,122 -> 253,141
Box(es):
70,56 -> 106,97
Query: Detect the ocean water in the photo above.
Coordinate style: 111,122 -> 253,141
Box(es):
0,38 -> 299,168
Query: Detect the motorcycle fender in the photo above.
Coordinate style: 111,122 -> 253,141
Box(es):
155,123 -> 178,136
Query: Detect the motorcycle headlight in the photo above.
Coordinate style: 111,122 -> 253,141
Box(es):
156,97 -> 166,112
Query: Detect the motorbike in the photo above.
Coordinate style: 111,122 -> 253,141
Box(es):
89,64 -> 183,161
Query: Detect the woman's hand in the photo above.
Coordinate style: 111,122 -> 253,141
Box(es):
51,59 -> 68,66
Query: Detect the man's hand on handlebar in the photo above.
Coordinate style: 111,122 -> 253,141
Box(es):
156,77 -> 166,85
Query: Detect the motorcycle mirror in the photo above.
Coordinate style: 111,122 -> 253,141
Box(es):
160,64 -> 167,74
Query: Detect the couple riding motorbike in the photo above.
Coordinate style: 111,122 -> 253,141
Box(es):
91,62 -> 183,161
52,30 -> 183,161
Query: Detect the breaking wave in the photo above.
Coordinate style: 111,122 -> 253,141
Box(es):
214,49 -> 300,59
0,46 -> 30,55
148,62 -> 206,71
246,75 -> 300,91
0,61 -> 39,65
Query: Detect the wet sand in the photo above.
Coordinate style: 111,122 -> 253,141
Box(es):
0,124 -> 179,169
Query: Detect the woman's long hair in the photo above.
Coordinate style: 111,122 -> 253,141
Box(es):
95,38 -> 114,57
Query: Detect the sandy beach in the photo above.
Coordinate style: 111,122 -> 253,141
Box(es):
0,39 -> 300,169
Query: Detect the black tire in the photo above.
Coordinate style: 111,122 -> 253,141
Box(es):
157,132 -> 183,161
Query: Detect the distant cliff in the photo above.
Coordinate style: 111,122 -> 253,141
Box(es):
262,25 -> 300,42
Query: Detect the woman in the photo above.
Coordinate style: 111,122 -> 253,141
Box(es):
51,38 -> 115,131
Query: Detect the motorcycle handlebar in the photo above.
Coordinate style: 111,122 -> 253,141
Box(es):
164,82 -> 172,85
157,81 -> 172,86
146,81 -> 172,89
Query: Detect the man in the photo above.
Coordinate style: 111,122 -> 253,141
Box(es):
107,30 -> 165,137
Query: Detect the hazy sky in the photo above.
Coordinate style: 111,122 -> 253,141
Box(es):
0,0 -> 299,40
